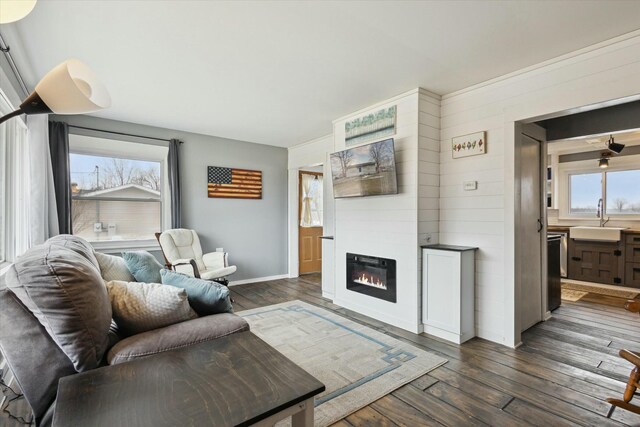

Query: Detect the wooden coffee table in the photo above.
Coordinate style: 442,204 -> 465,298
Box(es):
53,331 -> 325,426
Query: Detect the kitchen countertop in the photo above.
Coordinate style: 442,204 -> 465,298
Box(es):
547,225 -> 640,234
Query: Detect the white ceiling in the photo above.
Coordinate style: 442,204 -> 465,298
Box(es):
4,1 -> 640,147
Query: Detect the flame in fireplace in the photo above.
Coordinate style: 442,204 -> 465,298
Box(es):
354,272 -> 386,290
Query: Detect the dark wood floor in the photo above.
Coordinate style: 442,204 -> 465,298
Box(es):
3,275 -> 640,426
232,274 -> 640,426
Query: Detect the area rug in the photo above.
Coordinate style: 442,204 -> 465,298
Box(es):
562,282 -> 639,299
561,288 -> 588,302
239,300 -> 446,426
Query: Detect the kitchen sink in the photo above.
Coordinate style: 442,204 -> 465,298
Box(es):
569,226 -> 627,242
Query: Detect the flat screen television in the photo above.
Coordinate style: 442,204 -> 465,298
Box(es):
330,138 -> 398,198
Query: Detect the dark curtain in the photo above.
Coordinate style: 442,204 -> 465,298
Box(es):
48,121 -> 72,234
168,139 -> 182,228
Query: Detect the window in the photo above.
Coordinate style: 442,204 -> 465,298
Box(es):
606,170 -> 640,214
568,168 -> 640,217
569,173 -> 601,215
300,173 -> 323,227
69,134 -> 168,247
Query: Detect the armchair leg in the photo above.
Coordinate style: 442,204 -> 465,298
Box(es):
624,368 -> 640,402
214,278 -> 229,286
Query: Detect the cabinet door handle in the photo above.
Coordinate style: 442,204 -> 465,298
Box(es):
571,256 -> 581,261
537,219 -> 543,233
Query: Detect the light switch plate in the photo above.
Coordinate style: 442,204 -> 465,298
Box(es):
463,181 -> 478,191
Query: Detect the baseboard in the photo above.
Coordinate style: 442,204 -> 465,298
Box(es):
229,274 -> 289,286
321,291 -> 334,300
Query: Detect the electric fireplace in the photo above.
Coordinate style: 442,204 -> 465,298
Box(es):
346,253 -> 396,303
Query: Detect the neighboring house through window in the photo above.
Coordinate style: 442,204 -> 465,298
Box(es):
69,133 -> 169,251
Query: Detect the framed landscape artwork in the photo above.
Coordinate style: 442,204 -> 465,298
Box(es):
207,166 -> 262,199
345,105 -> 397,147
451,131 -> 486,159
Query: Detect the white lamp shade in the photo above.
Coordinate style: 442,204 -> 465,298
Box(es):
0,0 -> 37,24
35,59 -> 111,114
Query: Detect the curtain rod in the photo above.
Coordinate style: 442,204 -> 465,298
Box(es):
0,31 -> 30,97
67,124 -> 181,143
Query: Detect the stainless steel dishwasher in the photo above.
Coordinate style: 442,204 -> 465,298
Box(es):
548,231 -> 567,278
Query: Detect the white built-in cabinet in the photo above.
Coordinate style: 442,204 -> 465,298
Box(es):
421,245 -> 477,344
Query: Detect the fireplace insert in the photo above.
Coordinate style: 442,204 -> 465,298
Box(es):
346,253 -> 396,303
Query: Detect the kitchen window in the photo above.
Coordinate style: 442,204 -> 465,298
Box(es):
569,172 -> 601,215
568,168 -> 640,217
69,133 -> 169,251
606,169 -> 640,214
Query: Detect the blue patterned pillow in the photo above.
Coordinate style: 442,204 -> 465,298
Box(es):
160,269 -> 233,316
122,251 -> 163,283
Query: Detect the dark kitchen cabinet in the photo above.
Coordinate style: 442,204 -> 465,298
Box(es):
568,240 -> 624,285
626,233 -> 640,288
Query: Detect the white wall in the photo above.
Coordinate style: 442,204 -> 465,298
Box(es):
439,32 -> 640,347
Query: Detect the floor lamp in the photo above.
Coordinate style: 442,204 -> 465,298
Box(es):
0,58 -> 111,124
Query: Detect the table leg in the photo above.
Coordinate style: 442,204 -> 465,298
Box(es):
291,398 -> 314,427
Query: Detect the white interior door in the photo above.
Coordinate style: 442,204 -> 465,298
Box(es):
519,123 -> 546,332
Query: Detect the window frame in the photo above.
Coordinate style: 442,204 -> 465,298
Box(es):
561,156 -> 640,221
68,133 -> 170,253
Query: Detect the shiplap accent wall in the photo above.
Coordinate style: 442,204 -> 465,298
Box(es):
332,88 -> 441,333
417,92 -> 442,275
439,32 -> 640,347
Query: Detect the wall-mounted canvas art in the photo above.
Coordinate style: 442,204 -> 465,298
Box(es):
207,166 -> 262,199
345,105 -> 397,147
451,131 -> 486,159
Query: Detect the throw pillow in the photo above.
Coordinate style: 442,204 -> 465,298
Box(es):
4,238 -> 112,372
122,251 -> 163,283
160,269 -> 233,316
106,280 -> 197,336
95,252 -> 136,282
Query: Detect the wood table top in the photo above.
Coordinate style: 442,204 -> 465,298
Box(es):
53,331 -> 325,427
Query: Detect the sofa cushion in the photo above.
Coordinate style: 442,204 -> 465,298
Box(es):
0,285 -> 76,425
160,269 -> 233,316
45,234 -> 100,270
95,252 -> 135,282
4,237 -> 112,372
106,280 -> 197,336
122,251 -> 163,283
107,313 -> 250,364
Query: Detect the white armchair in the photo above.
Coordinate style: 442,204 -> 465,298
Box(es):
157,229 -> 237,283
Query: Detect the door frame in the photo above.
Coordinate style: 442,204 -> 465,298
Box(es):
298,170 -> 323,274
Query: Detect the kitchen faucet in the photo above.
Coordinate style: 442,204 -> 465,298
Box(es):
597,198 -> 610,227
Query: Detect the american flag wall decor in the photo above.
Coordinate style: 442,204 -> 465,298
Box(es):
207,166 -> 262,199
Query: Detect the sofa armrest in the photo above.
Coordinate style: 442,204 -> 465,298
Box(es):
172,259 -> 200,278
203,252 -> 227,269
107,313 -> 249,365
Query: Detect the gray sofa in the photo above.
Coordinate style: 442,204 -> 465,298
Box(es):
0,235 -> 249,427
